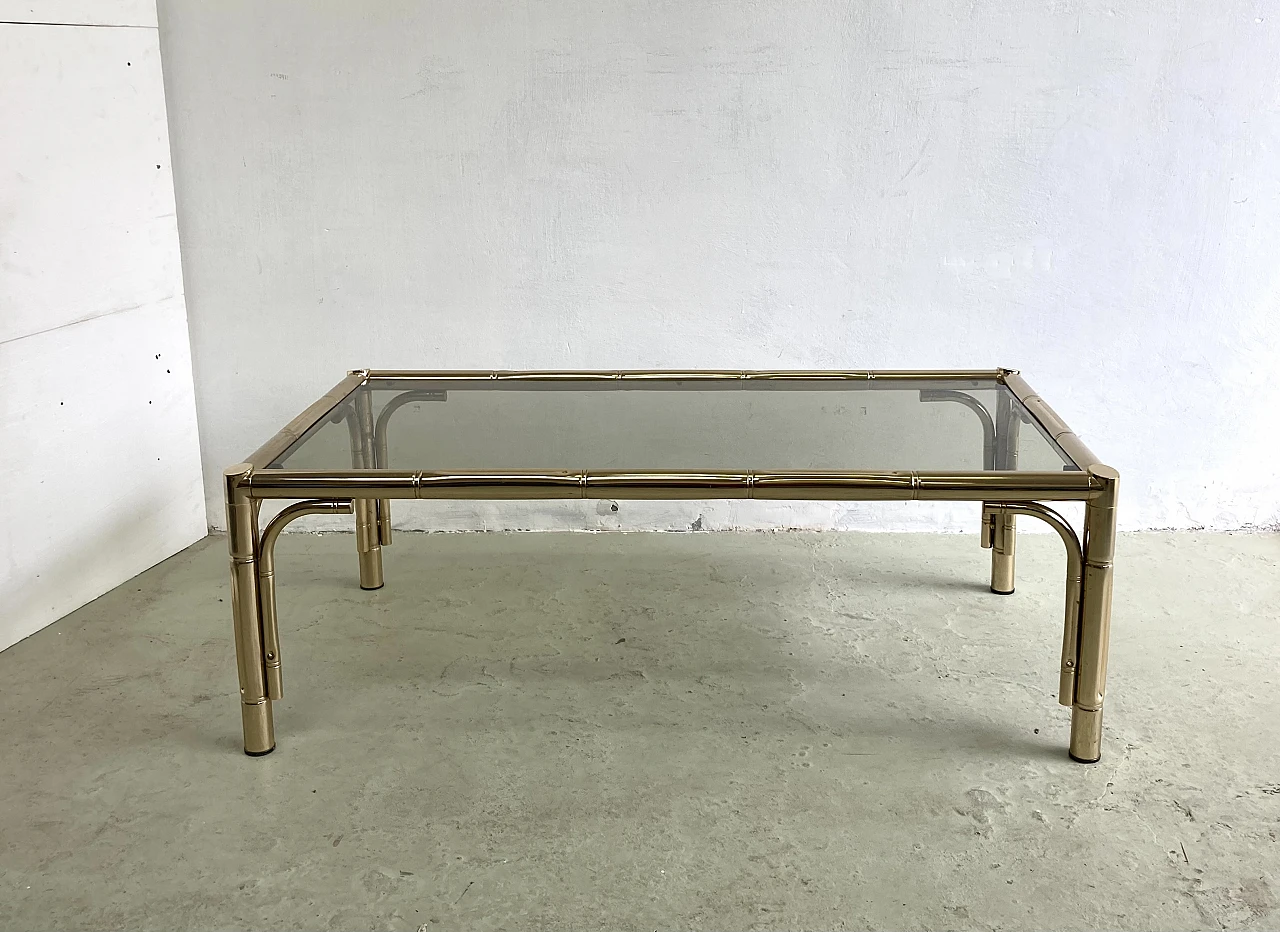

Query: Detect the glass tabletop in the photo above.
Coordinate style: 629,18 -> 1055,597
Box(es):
266,374 -> 1079,475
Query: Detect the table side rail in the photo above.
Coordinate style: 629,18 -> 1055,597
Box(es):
1001,372 -> 1101,473
245,468 -> 1104,501
247,372 -> 367,469
363,368 -> 1010,382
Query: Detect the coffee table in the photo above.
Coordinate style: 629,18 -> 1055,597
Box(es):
224,369 -> 1117,762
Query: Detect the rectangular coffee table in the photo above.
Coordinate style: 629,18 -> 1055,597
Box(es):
224,369 -> 1117,762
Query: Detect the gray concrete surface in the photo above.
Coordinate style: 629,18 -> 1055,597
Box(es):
1,530 -> 1278,931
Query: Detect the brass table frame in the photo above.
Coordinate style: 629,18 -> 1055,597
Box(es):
224,369 -> 1117,763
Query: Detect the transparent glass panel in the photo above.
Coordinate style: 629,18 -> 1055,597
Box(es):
269,378 -> 1078,473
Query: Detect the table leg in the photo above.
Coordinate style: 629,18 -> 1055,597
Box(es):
223,464 -> 275,756
355,499 -> 384,590
1070,465 -> 1119,763
990,510 -> 1016,595
348,389 -> 384,590
989,391 -> 1021,594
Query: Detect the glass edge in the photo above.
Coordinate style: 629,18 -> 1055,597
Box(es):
364,369 -> 1009,381
251,370 -> 1097,478
246,467 -> 1095,484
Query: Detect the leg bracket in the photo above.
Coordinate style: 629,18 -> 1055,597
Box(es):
259,500 -> 354,699
982,502 -> 1083,706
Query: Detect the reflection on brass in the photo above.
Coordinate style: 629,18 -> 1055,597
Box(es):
983,503 -> 1083,706
374,500 -> 392,548
990,510 -> 1017,594
258,500 -> 354,699
1071,465 -> 1119,763
1070,708 -> 1103,761
226,369 -> 1117,764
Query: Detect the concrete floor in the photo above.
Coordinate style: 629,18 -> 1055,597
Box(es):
1,530 -> 1278,931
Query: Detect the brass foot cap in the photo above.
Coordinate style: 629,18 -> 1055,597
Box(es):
244,745 -> 276,757
360,583 -> 385,591
1068,751 -> 1101,764
991,587 -> 1015,596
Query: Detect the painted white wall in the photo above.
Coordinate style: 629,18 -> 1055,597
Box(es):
158,0 -> 1280,534
0,5 -> 206,650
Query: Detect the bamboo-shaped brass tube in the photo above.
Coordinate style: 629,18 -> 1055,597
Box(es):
258,500 -> 354,700
983,503 -> 1083,706
247,372 -> 367,469
989,391 -> 1022,594
990,511 -> 1016,594
1070,465 -> 1119,763
349,390 -> 384,590
1001,371 -> 1101,472
244,469 -> 1101,501
364,368 -> 1008,382
223,464 -> 274,756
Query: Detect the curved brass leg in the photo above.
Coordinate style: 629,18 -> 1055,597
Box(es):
917,393 -> 1014,589
224,464 -> 274,756
986,488 -> 1118,763
982,502 -> 1082,707
259,500 -> 354,699
919,390 -> 996,469
372,389 -> 446,547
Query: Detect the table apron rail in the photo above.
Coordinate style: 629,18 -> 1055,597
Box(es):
246,470 -> 1102,501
